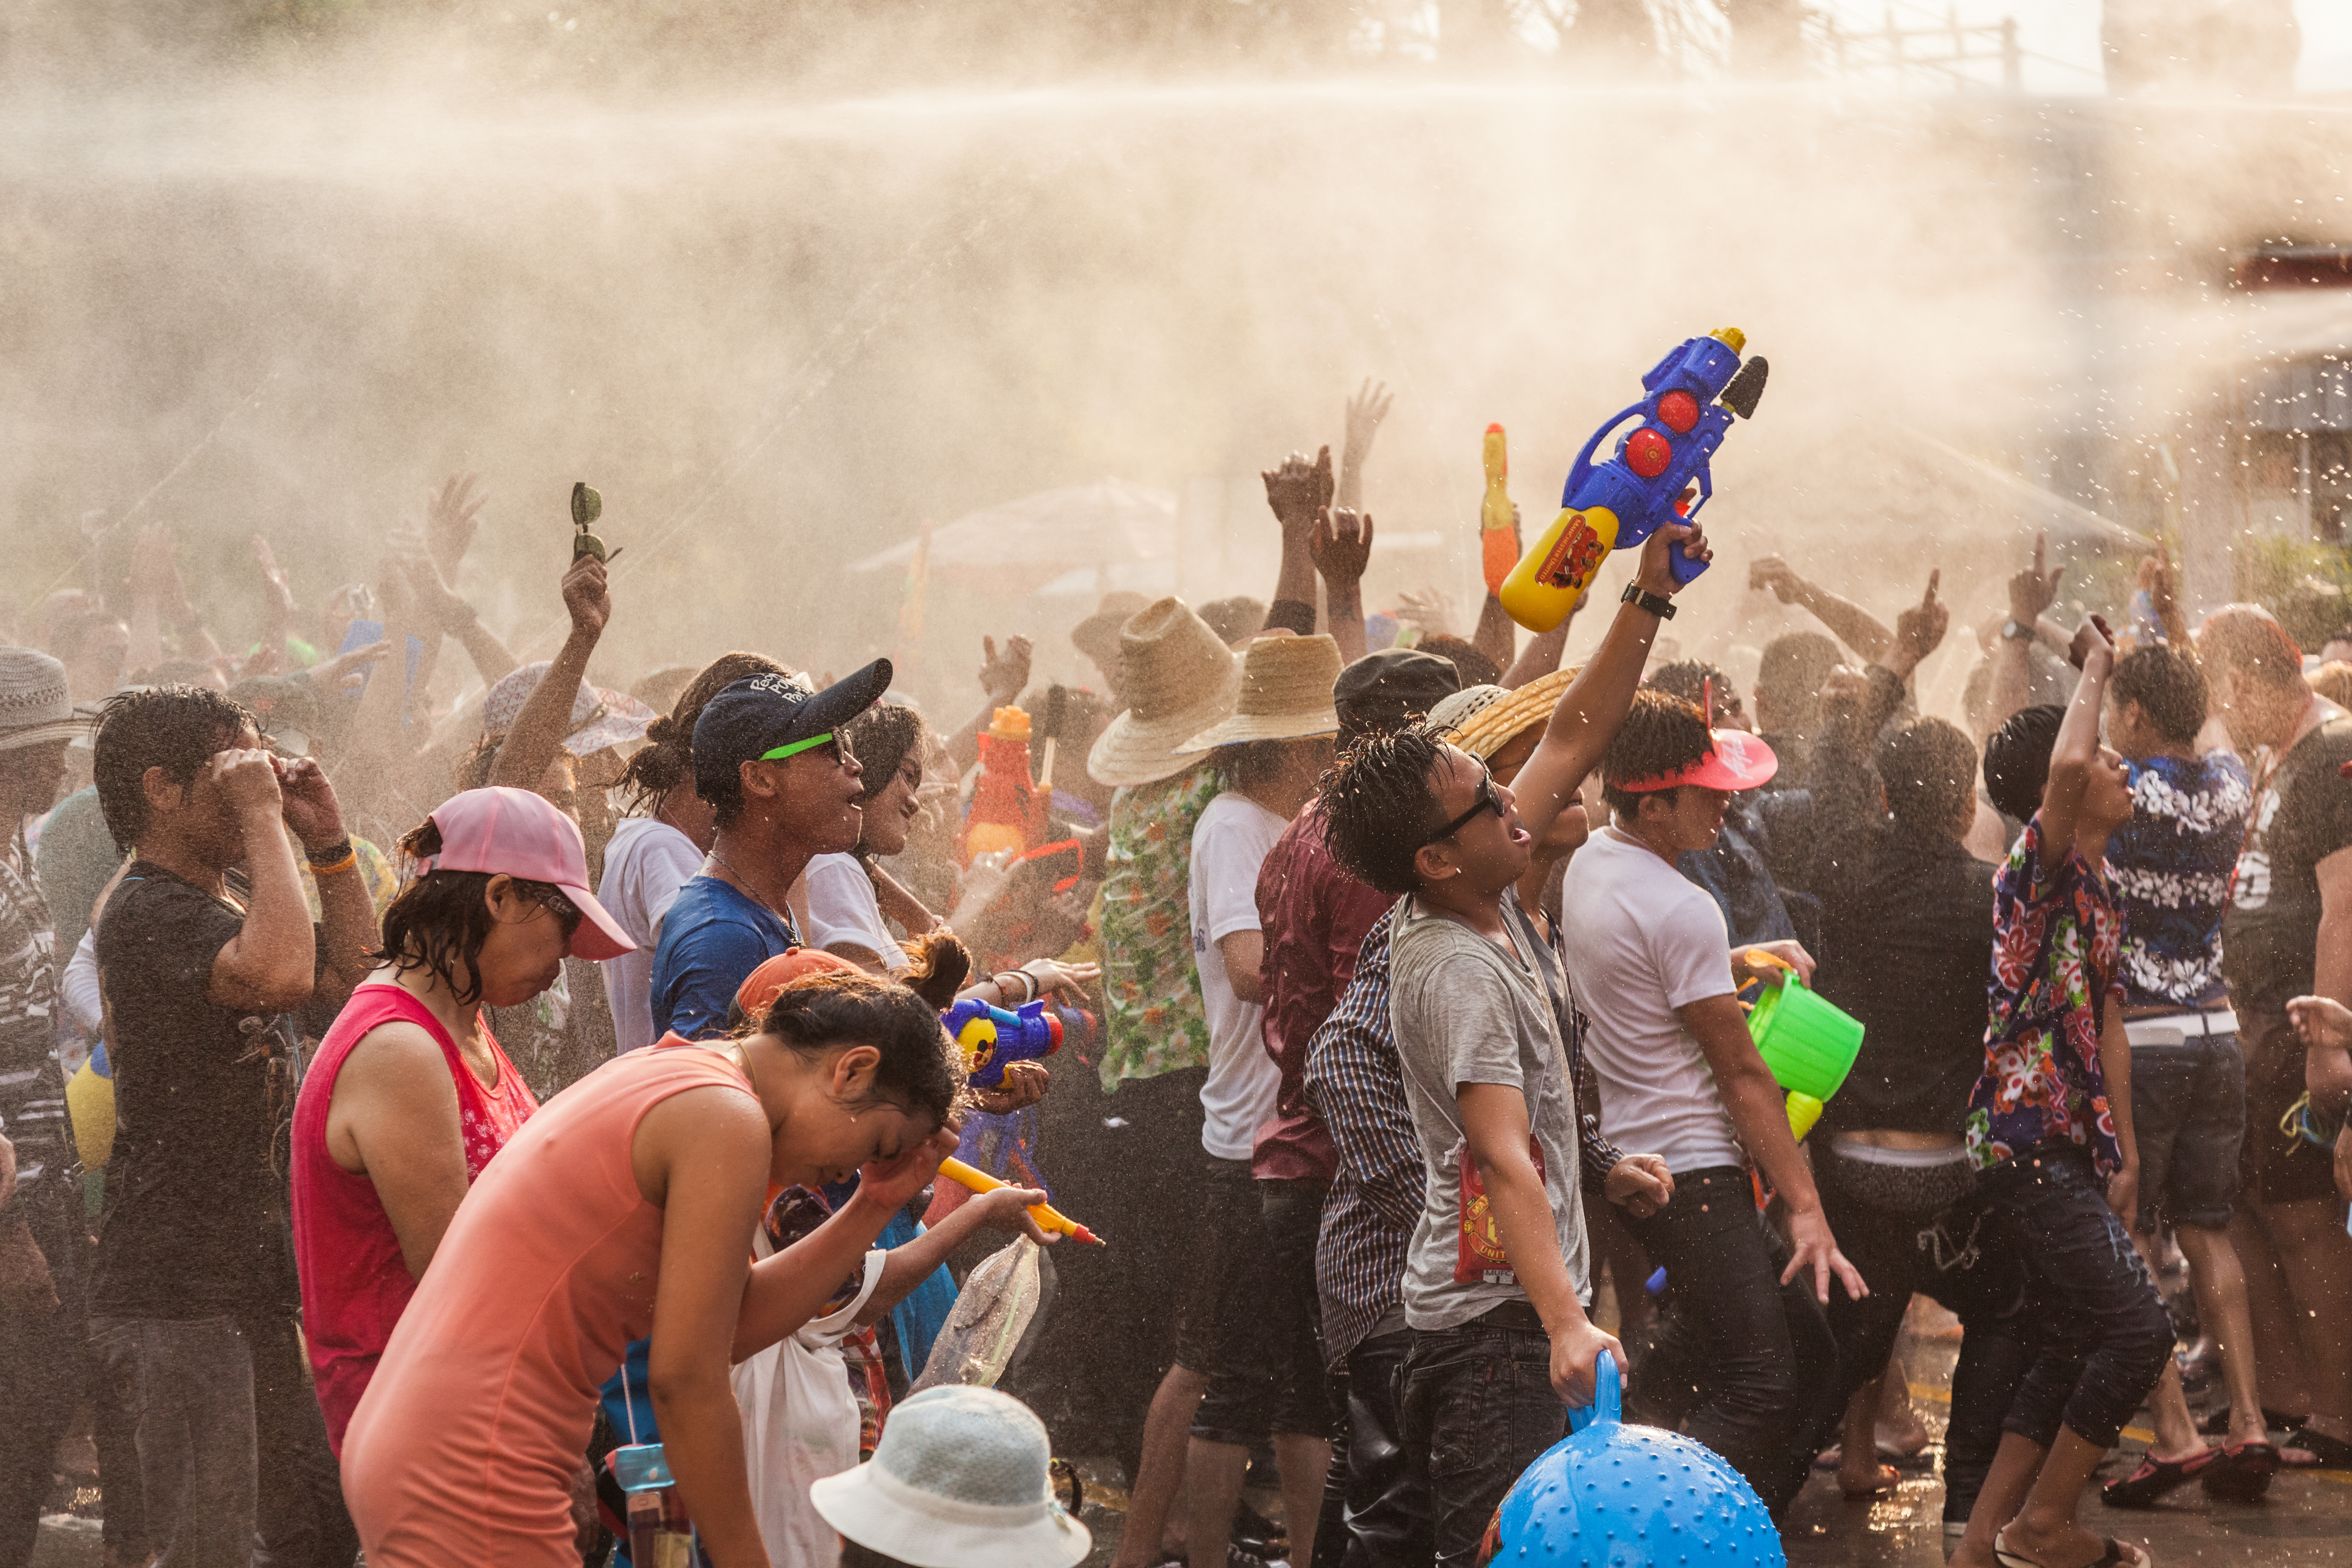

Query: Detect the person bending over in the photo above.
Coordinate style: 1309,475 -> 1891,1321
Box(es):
1316,518 -> 1702,1564
1947,616 -> 2172,1568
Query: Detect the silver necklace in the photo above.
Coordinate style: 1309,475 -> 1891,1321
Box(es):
709,847 -> 783,919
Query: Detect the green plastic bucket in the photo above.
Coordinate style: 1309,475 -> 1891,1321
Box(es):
1748,973 -> 1864,1101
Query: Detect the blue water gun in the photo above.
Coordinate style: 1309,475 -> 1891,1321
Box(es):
944,997 -> 1087,1089
1498,328 -> 1769,632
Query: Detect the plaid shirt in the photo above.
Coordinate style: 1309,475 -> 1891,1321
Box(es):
1304,901 -> 1625,1367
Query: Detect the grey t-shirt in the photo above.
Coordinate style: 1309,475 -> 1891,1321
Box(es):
1389,891 -> 1589,1332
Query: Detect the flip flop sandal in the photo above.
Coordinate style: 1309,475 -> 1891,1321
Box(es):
2280,1426 -> 2352,1470
2199,1439 -> 2281,1502
1992,1528 -> 2154,1568
2100,1447 -> 2221,1508
1839,1463 -> 1901,1499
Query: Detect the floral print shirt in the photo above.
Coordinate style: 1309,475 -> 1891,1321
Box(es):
2107,752 -> 2251,1010
1964,813 -> 2126,1177
1097,765 -> 1223,1091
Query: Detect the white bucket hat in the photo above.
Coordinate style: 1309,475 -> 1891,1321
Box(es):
0,648 -> 91,752
809,1386 -> 1090,1568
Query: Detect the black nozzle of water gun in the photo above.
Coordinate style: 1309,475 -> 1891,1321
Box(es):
1720,356 -> 1768,420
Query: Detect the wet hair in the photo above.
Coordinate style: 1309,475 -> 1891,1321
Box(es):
1645,659 -> 1740,726
755,953 -> 965,1126
1878,718 -> 1979,835
1416,634 -> 1500,689
93,685 -> 257,852
618,651 -> 790,814
2109,645 -> 2207,746
1599,689 -> 1713,819
373,819 -> 575,1007
1317,721 -> 1449,897
2198,604 -> 2305,696
849,703 -> 928,809
1757,631 -> 1841,733
1983,704 -> 2065,824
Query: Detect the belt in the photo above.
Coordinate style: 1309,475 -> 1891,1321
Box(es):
2123,1007 -> 2238,1048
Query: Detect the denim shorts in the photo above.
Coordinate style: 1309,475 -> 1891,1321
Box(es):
2129,1030 -> 2244,1230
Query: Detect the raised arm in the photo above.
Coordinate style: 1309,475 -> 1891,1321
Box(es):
852,1183 -> 1052,1327
1311,507 -> 1371,666
943,635 -> 1032,775
1261,447 -> 1334,637
2037,615 -> 2115,863
1750,555 -> 1892,664
1988,531 -> 2064,733
1335,379 -> 1391,514
205,751 -> 318,1013
1507,521 -> 1711,844
489,553 -> 609,791
279,757 -> 379,1009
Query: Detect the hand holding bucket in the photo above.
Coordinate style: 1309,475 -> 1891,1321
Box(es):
1740,948 -> 1864,1141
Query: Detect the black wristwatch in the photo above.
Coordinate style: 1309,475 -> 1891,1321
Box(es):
304,839 -> 355,869
1621,582 -> 1677,620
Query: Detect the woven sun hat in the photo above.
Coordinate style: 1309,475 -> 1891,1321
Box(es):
1180,632 -> 1343,752
1427,683 -> 1508,738
1087,599 -> 1242,789
1070,590 -> 1153,668
0,648 -> 89,753
481,662 -> 659,758
1447,668 -> 1587,762
810,1385 -> 1091,1568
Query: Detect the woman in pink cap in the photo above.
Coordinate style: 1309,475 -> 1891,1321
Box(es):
290,785 -> 639,1454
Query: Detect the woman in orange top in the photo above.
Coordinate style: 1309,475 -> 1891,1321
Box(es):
341,965 -> 965,1567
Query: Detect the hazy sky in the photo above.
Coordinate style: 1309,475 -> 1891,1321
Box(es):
1811,0 -> 2352,93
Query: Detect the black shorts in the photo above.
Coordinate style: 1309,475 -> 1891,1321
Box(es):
1174,1155 -> 1333,1445
2129,1029 -> 2245,1231
2238,1009 -> 2344,1209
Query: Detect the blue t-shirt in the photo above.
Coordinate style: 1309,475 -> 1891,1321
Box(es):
2107,752 -> 2253,1010
647,875 -> 800,1041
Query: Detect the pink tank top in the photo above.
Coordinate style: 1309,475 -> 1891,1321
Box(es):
290,983 -> 537,1453
340,1040 -> 757,1567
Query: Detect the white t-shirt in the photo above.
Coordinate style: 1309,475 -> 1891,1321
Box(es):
805,853 -> 909,975
597,816 -> 707,1054
1558,825 -> 1743,1173
1188,791 -> 1289,1161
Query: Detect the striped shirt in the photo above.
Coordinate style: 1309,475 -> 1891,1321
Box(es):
1304,901 -> 1627,1367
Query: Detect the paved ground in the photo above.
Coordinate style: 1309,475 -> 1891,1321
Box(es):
1066,1328 -> 2352,1567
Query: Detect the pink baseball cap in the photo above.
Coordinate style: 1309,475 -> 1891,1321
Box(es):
1615,729 -> 1779,794
416,786 -> 636,961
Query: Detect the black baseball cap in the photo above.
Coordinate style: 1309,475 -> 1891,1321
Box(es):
691,660 -> 894,799
1334,648 -> 1462,746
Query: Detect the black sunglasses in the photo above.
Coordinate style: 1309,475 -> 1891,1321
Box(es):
1422,768 -> 1504,847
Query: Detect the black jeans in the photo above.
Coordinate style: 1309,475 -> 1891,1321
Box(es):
1816,1143 -> 2034,1523
86,1308 -> 358,1568
1982,1144 -> 2174,1450
1399,1310 -> 1566,1567
1315,1329 -> 1430,1568
0,1173 -> 82,1568
1625,1166 -> 1841,1516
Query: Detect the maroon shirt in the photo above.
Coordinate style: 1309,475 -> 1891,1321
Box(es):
1251,802 -> 1396,1182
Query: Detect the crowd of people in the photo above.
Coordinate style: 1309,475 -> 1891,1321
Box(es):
0,396 -> 2350,1568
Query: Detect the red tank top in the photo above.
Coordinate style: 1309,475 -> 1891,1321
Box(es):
292,982 -> 539,1453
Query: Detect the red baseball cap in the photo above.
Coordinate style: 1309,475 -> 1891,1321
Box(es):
1615,729 -> 1779,794
415,787 -> 635,961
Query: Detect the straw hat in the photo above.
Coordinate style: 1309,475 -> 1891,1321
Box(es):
1071,590 -> 1154,668
0,649 -> 90,753
1447,668 -> 1582,761
1087,599 -> 1242,788
1180,632 -> 1343,752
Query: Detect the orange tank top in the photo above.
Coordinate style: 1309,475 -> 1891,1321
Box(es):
341,1040 -> 757,1566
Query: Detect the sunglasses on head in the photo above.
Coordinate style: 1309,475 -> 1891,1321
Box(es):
1422,766 -> 1504,847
